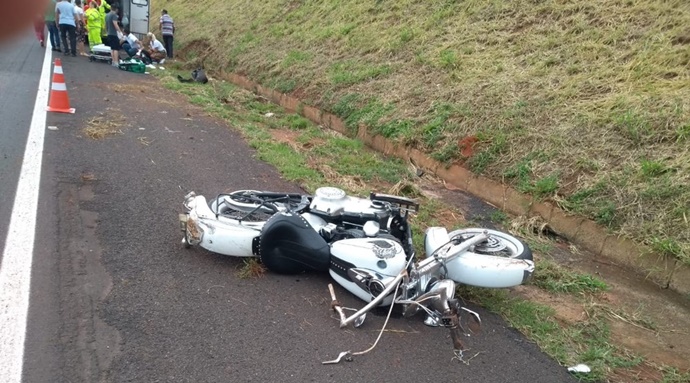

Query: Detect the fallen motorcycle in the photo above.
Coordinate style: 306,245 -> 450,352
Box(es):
179,186 -> 535,361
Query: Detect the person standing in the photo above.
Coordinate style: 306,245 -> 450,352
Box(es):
73,0 -> 87,55
33,14 -> 45,47
44,0 -> 60,51
98,0 -> 110,40
84,0 -> 102,52
159,9 -> 174,59
104,3 -> 123,66
55,0 -> 78,56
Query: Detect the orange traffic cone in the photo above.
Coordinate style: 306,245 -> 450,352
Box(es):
47,58 -> 75,114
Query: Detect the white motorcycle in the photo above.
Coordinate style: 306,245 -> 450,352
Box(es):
180,186 -> 535,360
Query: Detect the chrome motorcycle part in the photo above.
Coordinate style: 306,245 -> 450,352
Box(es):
363,220 -> 380,237
424,313 -> 441,327
329,238 -> 406,304
322,351 -> 353,365
449,228 -> 532,260
336,269 -> 407,328
353,314 -> 366,328
460,307 -> 482,334
325,278 -> 402,364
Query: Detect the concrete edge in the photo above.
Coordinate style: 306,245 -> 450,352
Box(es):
218,72 -> 690,297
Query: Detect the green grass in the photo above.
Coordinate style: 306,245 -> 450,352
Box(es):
661,368 -> 690,383
458,286 -> 642,382
532,259 -> 609,295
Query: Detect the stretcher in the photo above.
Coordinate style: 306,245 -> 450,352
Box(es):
88,44 -> 112,64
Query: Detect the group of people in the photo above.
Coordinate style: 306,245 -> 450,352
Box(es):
35,0 -> 175,67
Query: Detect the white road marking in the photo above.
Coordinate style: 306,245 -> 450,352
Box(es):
0,45 -> 52,382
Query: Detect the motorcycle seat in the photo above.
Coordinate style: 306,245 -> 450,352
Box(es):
258,212 -> 331,274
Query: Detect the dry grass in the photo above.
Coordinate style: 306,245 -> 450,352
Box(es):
83,108 -> 127,140
235,258 -> 266,279
155,0 -> 690,263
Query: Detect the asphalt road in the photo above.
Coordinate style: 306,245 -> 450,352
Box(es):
0,33 -> 44,256
2,31 -> 577,383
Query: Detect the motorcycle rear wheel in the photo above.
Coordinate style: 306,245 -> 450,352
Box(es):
212,190 -> 308,215
208,191 -> 275,221
447,228 -> 532,260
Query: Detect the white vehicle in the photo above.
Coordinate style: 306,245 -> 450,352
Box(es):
120,0 -> 149,38
180,187 -> 535,359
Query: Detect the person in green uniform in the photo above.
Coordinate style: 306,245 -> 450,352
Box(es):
98,0 -> 110,39
84,0 -> 102,51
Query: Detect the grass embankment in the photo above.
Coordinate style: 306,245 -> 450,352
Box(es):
153,0 -> 690,265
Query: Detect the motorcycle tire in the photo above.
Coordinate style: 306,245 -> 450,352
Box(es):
447,228 -> 532,261
210,190 -> 268,212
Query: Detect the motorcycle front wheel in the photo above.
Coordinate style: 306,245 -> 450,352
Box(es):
447,228 -> 532,261
440,228 -> 534,288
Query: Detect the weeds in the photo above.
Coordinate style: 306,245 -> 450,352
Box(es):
236,258 -> 265,279
532,259 -> 608,295
458,286 -> 643,382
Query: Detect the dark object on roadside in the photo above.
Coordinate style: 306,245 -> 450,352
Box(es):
119,57 -> 146,73
177,69 -> 208,84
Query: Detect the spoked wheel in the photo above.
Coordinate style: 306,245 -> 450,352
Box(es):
208,190 -> 276,222
447,228 -> 532,260
212,190 -> 267,212
210,190 -> 309,220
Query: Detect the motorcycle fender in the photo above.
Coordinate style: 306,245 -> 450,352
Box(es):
185,195 -> 263,257
446,254 -> 535,288
193,217 -> 261,257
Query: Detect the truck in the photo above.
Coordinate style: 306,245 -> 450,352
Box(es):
120,0 -> 150,38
